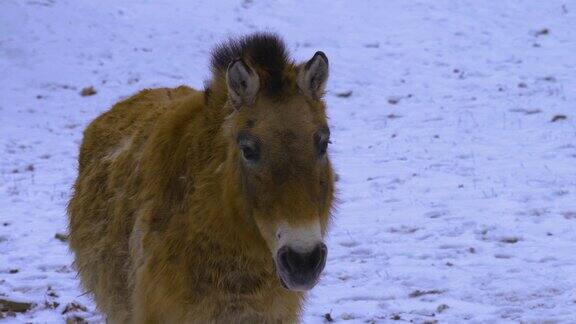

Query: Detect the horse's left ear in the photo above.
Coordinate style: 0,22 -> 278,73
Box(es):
227,59 -> 260,109
297,51 -> 329,100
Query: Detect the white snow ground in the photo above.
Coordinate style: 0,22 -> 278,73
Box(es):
1,0 -> 576,322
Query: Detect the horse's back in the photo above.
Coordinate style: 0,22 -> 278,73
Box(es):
77,86 -> 197,171
67,85 -> 199,322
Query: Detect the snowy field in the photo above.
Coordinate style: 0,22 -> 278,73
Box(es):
1,0 -> 576,322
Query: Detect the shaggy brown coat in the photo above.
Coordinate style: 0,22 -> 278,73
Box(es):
68,33 -> 335,323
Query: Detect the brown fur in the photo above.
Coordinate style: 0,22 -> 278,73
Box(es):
68,33 -> 335,323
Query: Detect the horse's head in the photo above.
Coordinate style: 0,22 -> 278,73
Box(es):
218,34 -> 335,291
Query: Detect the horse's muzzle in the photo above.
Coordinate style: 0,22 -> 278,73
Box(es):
276,242 -> 327,291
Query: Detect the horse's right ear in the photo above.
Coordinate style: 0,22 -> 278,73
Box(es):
297,51 -> 329,100
226,59 -> 260,109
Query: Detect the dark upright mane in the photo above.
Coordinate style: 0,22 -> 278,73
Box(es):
208,33 -> 292,98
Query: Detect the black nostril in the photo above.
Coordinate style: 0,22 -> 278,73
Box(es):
312,243 -> 327,271
307,243 -> 327,273
278,246 -> 304,273
278,246 -> 295,272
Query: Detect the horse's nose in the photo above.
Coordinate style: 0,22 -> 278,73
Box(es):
277,243 -> 327,288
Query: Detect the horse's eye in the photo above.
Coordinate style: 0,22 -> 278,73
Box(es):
237,133 -> 260,163
318,140 -> 328,155
241,144 -> 260,162
315,133 -> 330,157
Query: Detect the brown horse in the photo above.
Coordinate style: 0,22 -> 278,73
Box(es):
68,33 -> 336,323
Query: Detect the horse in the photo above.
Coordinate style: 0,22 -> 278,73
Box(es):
67,32 -> 336,323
